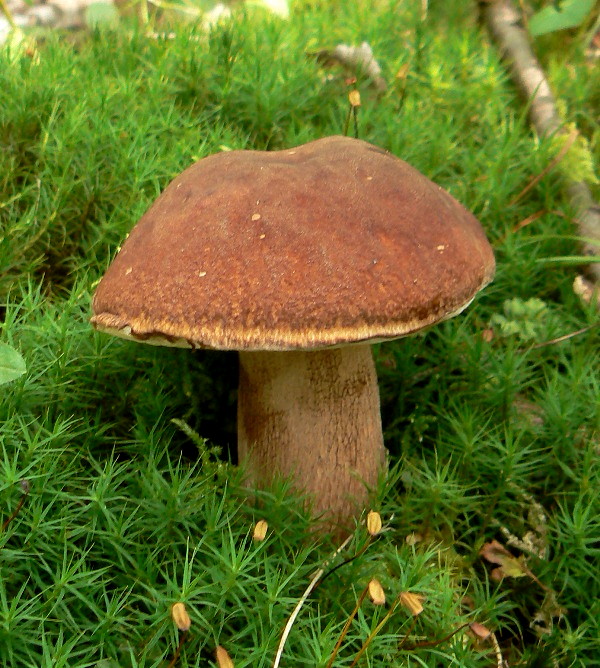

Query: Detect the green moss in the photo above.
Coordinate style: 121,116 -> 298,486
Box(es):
1,2 -> 598,665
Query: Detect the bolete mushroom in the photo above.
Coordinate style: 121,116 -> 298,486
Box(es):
91,136 -> 495,529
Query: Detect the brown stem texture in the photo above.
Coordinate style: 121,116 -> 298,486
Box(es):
237,345 -> 386,531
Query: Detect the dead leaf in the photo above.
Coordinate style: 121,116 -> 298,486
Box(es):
479,540 -> 529,581
573,274 -> 600,307
530,590 -> 566,637
495,490 -> 548,559
469,621 -> 492,640
482,328 -> 494,343
513,395 -> 545,430
405,532 -> 422,545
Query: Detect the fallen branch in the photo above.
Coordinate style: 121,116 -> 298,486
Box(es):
482,0 -> 600,287
573,274 -> 600,307
0,0 -> 17,29
309,42 -> 387,92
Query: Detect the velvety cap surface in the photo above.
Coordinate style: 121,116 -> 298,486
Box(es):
91,136 -> 495,350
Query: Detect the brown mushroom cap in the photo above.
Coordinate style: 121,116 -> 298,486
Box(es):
91,136 -> 495,350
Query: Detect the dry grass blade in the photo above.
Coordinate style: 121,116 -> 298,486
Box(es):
0,0 -> 17,28
528,323 -> 598,350
1,480 -> 30,535
325,584 -> 370,668
508,128 -> 579,207
167,630 -> 188,668
511,208 -> 547,234
490,631 -> 507,668
348,596 -> 402,667
272,534 -> 353,668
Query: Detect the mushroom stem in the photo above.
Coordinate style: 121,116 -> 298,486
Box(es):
238,345 -> 386,530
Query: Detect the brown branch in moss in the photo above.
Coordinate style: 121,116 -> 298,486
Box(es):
482,0 -> 600,287
308,42 -> 387,92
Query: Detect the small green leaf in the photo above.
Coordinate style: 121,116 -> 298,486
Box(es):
0,343 -> 27,385
529,0 -> 595,37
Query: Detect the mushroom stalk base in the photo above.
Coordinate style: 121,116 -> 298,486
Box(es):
238,346 -> 386,531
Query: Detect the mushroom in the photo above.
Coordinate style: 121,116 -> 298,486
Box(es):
91,136 -> 495,530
